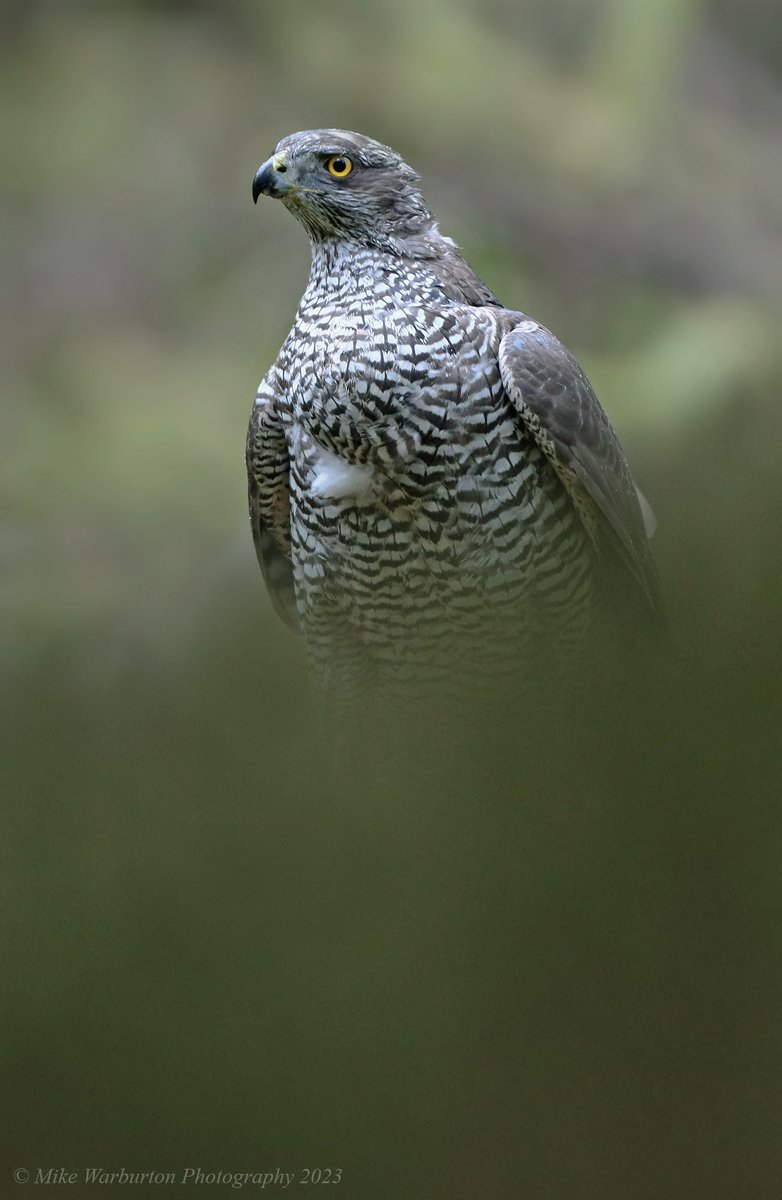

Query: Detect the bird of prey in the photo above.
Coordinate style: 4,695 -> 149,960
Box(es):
247,129 -> 661,707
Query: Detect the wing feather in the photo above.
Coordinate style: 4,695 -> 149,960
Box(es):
246,368 -> 299,633
498,319 -> 663,617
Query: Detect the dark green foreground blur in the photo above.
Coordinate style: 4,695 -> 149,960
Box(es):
5,562 -> 782,1198
3,1 -> 782,1197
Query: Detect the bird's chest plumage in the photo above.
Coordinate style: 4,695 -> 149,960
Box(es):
286,301 -> 448,447
277,296 -> 579,638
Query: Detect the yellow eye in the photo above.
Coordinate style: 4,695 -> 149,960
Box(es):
326,155 -> 353,179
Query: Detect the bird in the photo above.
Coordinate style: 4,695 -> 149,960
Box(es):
247,129 -> 662,712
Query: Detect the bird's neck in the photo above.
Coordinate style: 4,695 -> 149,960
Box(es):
305,226 -> 453,292
302,228 -> 499,311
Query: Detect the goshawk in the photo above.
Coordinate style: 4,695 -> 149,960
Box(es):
247,129 -> 661,705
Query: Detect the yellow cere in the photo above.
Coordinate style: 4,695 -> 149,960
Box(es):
326,155 -> 353,178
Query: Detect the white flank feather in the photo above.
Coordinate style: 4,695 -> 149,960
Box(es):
310,449 -> 375,500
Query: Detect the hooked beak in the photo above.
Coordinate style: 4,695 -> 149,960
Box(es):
252,157 -> 290,203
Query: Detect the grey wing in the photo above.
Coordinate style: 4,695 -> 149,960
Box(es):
246,367 -> 299,633
498,318 -> 663,617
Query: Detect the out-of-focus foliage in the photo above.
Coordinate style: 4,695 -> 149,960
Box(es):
3,1 -> 782,1196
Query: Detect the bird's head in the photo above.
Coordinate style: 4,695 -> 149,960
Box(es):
251,129 -> 436,251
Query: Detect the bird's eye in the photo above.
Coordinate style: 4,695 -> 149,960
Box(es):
325,155 -> 353,179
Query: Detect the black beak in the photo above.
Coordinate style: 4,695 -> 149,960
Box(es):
252,159 -> 287,203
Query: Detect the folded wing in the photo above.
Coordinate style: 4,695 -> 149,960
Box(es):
498,319 -> 663,618
246,368 -> 299,632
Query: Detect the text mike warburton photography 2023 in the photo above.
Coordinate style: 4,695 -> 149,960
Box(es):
16,1167 -> 343,1189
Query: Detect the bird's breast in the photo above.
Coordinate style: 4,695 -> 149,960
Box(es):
283,303 -> 525,515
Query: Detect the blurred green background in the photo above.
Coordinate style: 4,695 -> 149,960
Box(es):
3,0 -> 782,1196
